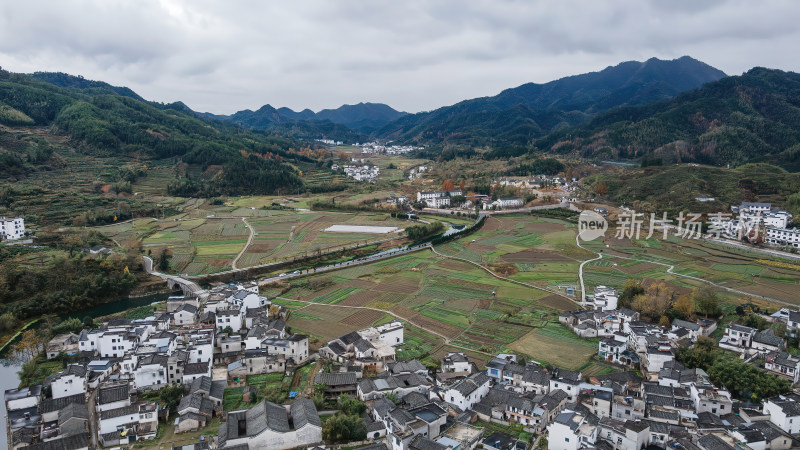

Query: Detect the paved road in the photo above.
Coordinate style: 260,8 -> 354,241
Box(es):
420,201 -> 575,216
231,217 -> 254,270
258,243 -> 433,285
706,237 -> 800,262
575,235 -> 603,303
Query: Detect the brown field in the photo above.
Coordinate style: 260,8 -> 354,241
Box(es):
341,309 -> 386,328
538,294 -> 580,310
405,313 -> 464,339
337,290 -> 382,307
522,221 -> 565,233
617,262 -> 662,274
501,250 -> 572,263
508,330 -> 597,371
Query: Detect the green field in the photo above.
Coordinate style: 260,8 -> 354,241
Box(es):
277,215 -> 586,363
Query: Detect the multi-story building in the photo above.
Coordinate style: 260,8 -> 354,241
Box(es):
0,217 -> 25,240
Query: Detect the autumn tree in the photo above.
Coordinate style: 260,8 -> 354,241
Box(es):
674,294 -> 695,319
11,329 -> 47,363
695,286 -> 721,317
458,180 -> 465,191
659,316 -> 671,328
595,183 -> 608,196
631,281 -> 675,321
618,279 -> 644,308
442,179 -> 455,191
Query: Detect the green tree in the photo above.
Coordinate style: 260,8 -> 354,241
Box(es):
338,394 -> 366,415
157,249 -> 172,272
694,286 -> 721,317
322,412 -> 367,442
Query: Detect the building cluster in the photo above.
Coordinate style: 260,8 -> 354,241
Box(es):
315,139 -> 344,146
408,166 -> 428,180
357,142 -> 424,155
492,175 -> 570,190
4,281 -> 311,449
332,163 -> 380,183
416,190 -> 463,209
711,202 -> 799,249
0,216 -> 25,240
545,357 -> 800,450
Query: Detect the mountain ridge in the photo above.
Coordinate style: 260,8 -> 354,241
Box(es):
373,56 -> 726,145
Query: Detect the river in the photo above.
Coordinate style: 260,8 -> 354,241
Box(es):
0,292 -> 170,448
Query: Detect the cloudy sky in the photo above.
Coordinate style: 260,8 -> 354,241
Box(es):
1,0 -> 798,114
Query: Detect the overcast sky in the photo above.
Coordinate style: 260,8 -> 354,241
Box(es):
1,1 -> 799,114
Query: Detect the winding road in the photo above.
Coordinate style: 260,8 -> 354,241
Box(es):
277,295 -> 492,356
231,217 -> 254,270
573,237 -> 793,307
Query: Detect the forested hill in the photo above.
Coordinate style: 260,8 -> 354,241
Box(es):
0,69 -> 311,196
538,68 -> 800,171
227,102 -> 407,137
373,56 -> 726,145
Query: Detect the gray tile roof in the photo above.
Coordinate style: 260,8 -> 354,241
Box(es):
449,372 -> 489,397
315,372 -> 357,387
19,432 -> 90,450
58,402 -> 89,424
98,383 -> 129,405
291,397 -> 321,429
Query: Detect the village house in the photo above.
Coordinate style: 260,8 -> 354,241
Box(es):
765,351 -> 800,383
46,333 -> 79,359
217,398 -> 322,449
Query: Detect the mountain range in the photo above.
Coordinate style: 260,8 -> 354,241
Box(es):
9,56 -> 800,173
372,56 -> 726,145
539,67 -> 800,170
221,102 -> 407,137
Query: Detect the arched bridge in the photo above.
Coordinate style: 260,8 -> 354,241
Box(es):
143,256 -> 208,298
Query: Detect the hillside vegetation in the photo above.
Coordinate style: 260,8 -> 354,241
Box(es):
0,69 -> 311,196
542,68 -> 800,170
374,56 -> 725,145
585,163 -> 800,214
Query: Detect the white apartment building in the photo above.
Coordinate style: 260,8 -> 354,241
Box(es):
0,217 -> 24,240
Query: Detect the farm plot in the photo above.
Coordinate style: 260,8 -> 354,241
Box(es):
508,323 -> 598,371
237,211 -> 409,267
278,221 -> 583,356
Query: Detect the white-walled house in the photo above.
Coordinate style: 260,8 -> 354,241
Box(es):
547,409 -> 598,450
765,352 -> 800,383
262,334 -> 309,364
377,321 -> 404,346
172,304 -> 198,326
442,372 -> 490,410
216,308 -> 244,333
765,395 -> 800,435
133,354 -> 169,390
48,364 -> 88,400
441,352 -> 472,374
0,217 -> 25,240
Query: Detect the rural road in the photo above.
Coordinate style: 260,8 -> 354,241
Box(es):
276,294 -> 492,356
231,217 -> 255,270
575,235 -> 603,303
428,246 -> 584,308
576,242 -> 794,308
258,243 -> 433,286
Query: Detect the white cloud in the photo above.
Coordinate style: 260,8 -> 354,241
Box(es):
1,0 -> 798,114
